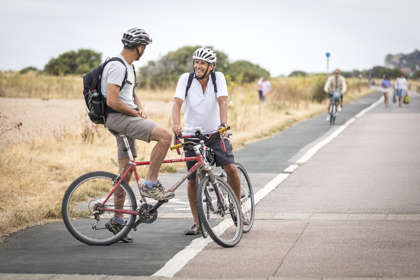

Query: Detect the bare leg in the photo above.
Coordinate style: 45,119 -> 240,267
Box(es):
114,158 -> 132,219
187,179 -> 200,226
147,126 -> 172,182
223,163 -> 241,201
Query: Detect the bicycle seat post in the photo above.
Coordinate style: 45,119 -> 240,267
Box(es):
120,135 -> 135,162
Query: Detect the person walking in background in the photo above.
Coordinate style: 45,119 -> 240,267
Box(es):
257,77 -> 271,102
395,73 -> 408,107
381,74 -> 392,107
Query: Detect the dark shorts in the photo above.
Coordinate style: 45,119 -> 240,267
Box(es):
185,136 -> 235,180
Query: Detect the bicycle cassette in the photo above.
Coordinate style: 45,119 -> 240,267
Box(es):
138,204 -> 158,224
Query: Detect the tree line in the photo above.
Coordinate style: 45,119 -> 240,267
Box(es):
20,46 -> 270,87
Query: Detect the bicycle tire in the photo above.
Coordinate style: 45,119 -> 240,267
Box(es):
196,176 -> 243,247
329,103 -> 336,126
62,171 -> 137,245
235,163 -> 255,233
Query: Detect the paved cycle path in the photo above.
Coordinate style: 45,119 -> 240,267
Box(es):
175,91 -> 420,278
0,90 -> 390,279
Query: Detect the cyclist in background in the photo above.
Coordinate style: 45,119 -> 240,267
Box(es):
324,69 -> 347,120
171,47 -> 241,235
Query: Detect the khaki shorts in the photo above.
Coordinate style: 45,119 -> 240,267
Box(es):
106,113 -> 157,159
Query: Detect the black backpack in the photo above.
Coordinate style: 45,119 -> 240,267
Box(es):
82,57 -> 135,124
185,71 -> 217,98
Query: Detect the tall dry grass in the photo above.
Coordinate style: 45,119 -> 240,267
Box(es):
0,71 -> 82,99
0,73 -> 372,239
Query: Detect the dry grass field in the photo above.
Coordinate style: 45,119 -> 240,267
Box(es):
0,72 -> 373,240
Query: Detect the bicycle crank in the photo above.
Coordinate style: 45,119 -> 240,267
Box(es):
137,204 -> 158,224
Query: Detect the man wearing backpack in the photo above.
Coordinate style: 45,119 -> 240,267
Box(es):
102,27 -> 173,242
171,47 -> 242,235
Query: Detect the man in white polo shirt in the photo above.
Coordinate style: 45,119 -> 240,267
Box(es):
171,47 -> 242,235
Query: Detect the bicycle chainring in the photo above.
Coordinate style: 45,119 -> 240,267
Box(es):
138,204 -> 158,224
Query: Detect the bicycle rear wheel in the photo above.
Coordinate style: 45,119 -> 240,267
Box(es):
196,176 -> 243,247
62,171 -> 137,245
235,163 -> 255,233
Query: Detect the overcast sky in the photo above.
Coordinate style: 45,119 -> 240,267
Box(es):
1,0 -> 419,76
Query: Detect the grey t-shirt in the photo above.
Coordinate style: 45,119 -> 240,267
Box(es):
101,55 -> 136,109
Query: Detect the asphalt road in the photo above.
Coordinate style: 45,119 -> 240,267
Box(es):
2,89 -> 419,279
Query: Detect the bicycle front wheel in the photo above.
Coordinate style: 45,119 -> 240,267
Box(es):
196,176 -> 243,247
62,171 -> 137,245
235,163 -> 255,233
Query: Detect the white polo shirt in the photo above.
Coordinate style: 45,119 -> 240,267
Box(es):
174,72 -> 228,135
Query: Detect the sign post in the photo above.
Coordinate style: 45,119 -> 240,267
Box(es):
325,52 -> 331,75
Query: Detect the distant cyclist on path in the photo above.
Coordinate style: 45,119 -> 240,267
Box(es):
171,47 -> 242,235
324,69 -> 347,120
102,27 -> 173,242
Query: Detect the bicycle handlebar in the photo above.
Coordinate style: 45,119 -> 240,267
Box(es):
170,126 -> 230,151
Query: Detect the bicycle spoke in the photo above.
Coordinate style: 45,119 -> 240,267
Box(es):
197,177 -> 243,247
62,171 -> 137,245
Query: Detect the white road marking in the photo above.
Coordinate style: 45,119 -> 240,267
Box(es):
153,95 -> 383,278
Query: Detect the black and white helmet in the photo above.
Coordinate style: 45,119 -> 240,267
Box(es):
192,47 -> 217,64
121,27 -> 152,48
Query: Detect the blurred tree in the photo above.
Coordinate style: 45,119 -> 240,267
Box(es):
227,60 -> 270,83
19,66 -> 39,74
288,70 -> 307,77
44,49 -> 102,76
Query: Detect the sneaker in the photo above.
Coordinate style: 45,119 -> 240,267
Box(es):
141,182 -> 174,201
184,224 -> 201,235
337,105 -> 342,112
241,213 -> 250,226
105,217 -> 133,243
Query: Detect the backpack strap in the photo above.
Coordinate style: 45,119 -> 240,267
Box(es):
185,72 -> 195,98
132,65 -> 136,87
185,71 -> 218,99
100,57 -> 128,92
210,71 -> 218,94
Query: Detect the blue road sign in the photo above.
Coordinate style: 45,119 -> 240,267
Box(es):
326,52 -> 331,58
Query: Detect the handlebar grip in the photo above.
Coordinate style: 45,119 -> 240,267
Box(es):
218,126 -> 230,134
170,143 -> 183,150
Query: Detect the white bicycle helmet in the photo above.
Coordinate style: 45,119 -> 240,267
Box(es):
122,27 -> 152,48
192,47 -> 217,64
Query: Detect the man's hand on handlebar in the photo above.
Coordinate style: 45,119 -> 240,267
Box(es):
218,123 -> 229,138
172,124 -> 182,136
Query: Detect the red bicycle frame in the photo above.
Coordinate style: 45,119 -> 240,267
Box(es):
98,154 -> 204,215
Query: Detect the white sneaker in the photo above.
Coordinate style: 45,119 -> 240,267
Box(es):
337,105 -> 342,112
326,115 -> 330,121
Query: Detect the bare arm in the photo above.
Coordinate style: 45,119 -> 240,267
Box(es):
106,83 -> 140,117
217,96 -> 228,124
172,97 -> 183,135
